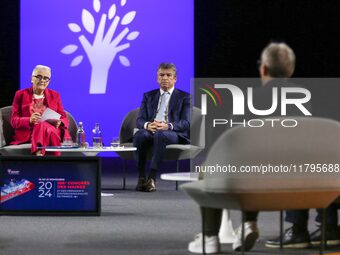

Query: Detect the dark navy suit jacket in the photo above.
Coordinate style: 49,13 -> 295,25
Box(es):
136,88 -> 190,143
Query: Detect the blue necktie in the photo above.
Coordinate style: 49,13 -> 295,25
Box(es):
155,92 -> 170,122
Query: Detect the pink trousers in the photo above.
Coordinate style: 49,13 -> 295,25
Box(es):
31,122 -> 62,156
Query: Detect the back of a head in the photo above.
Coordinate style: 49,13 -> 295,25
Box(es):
261,42 -> 295,78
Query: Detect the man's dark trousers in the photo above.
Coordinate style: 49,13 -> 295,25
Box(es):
133,129 -> 179,176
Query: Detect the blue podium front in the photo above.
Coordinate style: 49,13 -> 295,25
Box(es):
0,156 -> 101,216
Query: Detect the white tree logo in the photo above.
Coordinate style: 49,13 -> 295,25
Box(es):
61,0 -> 139,94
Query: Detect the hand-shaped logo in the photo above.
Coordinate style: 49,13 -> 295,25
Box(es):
61,0 -> 139,94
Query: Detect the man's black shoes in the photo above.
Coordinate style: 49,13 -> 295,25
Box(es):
136,177 -> 146,191
310,227 -> 340,246
265,227 -> 310,248
136,177 -> 156,192
266,226 -> 340,248
145,178 -> 156,192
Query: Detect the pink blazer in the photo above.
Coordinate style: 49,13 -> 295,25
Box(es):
10,87 -> 70,145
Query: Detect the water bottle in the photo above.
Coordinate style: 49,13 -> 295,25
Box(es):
92,123 -> 103,148
76,121 -> 86,148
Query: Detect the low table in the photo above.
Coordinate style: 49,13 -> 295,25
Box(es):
160,172 -> 199,181
42,146 -> 137,191
44,146 -> 136,156
160,172 -> 236,244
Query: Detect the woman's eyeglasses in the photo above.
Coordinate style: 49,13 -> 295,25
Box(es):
34,75 -> 50,82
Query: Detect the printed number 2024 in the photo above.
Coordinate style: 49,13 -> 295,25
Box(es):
38,181 -> 53,198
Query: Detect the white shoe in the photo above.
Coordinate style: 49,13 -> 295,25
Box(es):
188,233 -> 220,254
232,221 -> 259,252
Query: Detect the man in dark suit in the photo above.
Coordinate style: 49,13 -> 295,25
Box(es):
239,44 -> 339,251
133,63 -> 190,192
190,42 -> 298,253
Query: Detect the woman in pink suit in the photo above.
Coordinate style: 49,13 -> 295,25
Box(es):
10,65 -> 70,156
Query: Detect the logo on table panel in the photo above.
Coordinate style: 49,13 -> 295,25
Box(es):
61,0 -> 140,94
1,179 -> 35,203
7,169 -> 20,175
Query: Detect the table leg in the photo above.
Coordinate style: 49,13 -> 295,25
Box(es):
218,209 -> 236,243
101,192 -> 114,197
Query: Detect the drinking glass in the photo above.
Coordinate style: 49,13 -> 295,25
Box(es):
110,137 -> 120,148
62,137 -> 73,147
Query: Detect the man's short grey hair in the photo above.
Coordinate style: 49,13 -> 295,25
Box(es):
261,42 -> 295,78
157,62 -> 177,77
32,65 -> 52,77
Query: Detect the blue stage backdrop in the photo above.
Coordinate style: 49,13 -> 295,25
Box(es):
20,0 -> 193,151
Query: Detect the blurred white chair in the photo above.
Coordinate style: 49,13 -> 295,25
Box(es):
182,117 -> 340,254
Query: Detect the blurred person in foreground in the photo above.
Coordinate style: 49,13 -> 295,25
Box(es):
10,65 -> 70,156
188,42 -> 338,254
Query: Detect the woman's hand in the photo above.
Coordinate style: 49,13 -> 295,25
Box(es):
55,120 -> 61,128
30,112 -> 41,125
46,119 -> 61,128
